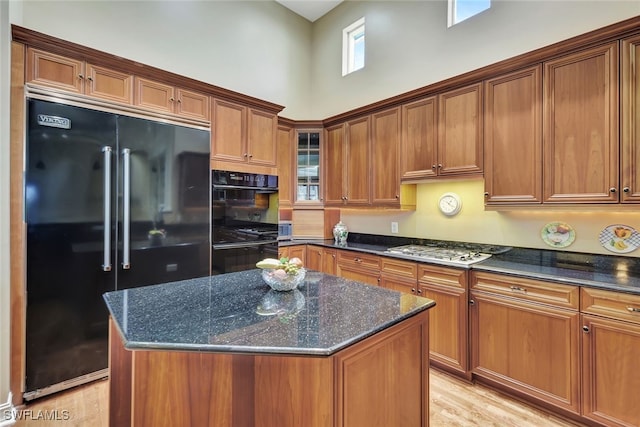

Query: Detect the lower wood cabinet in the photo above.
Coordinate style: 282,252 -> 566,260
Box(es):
278,245 -> 306,264
336,250 -> 380,286
419,265 -> 469,379
581,288 -> 640,427
306,245 -> 337,275
379,257 -> 419,294
470,272 -> 581,416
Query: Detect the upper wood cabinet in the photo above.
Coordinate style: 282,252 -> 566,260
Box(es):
484,66 -> 543,204
344,116 -> 371,205
621,34 -> 640,203
438,83 -> 484,176
276,123 -> 294,207
543,42 -> 619,203
294,130 -> 322,205
401,83 -> 483,180
401,96 -> 438,180
371,107 -> 402,205
323,123 -> 346,206
26,48 -> 133,104
211,98 -> 277,167
135,77 -> 209,120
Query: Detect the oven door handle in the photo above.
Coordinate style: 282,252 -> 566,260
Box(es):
212,240 -> 278,250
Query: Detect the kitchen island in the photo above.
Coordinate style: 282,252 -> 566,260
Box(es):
104,270 -> 435,427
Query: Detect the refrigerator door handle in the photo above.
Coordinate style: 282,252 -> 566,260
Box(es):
122,148 -> 131,270
102,146 -> 112,272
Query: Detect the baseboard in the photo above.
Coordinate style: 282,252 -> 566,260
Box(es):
0,392 -> 16,426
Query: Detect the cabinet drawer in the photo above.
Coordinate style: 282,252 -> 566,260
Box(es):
337,251 -> 380,271
470,271 -> 579,310
380,257 -> 417,280
581,287 -> 640,324
418,264 -> 466,289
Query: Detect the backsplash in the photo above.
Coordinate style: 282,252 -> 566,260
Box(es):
340,179 -> 640,258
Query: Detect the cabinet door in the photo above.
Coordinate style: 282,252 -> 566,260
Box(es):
581,314 -> 640,427
323,124 -> 346,205
622,34 -> 640,202
543,42 -> 619,203
470,291 -> 580,414
134,77 -> 175,113
484,66 -> 542,204
401,97 -> 438,180
86,64 -> 133,104
321,248 -> 337,275
371,107 -> 401,205
418,265 -> 468,378
176,88 -> 209,121
438,83 -> 483,176
26,48 -> 84,93
306,246 -> 323,271
336,264 -> 379,286
247,108 -> 277,166
211,98 -> 247,163
277,124 -> 294,207
345,116 -> 371,205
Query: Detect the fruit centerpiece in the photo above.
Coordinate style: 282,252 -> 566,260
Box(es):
256,257 -> 306,291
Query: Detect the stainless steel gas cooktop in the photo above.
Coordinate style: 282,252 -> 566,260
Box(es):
385,243 -> 506,266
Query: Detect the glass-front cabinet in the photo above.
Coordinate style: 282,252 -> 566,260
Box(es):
296,130 -> 322,204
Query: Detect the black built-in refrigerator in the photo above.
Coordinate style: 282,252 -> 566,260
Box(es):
24,98 -> 210,400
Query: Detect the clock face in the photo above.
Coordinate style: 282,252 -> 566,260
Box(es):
438,193 -> 462,216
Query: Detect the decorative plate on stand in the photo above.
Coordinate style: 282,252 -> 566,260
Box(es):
541,222 -> 576,248
598,224 -> 640,253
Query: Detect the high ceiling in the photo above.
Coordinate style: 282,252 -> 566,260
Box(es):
275,0 -> 343,22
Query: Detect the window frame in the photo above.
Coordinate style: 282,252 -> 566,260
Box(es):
342,17 -> 365,76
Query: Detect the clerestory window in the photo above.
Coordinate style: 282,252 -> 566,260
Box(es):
342,17 -> 365,76
448,0 -> 490,27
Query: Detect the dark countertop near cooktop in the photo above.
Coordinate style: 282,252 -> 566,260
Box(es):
280,234 -> 640,295
103,269 -> 435,355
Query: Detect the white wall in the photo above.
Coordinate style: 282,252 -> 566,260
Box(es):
311,0 -> 640,118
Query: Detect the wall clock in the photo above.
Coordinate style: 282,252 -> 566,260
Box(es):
438,192 -> 462,216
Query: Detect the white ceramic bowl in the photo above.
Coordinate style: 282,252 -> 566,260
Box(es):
261,268 -> 306,291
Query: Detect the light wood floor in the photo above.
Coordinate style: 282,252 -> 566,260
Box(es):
14,369 -> 584,426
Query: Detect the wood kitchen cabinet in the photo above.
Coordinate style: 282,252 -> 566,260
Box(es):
371,107 -> 402,205
401,83 -> 482,180
483,66 -> 543,204
278,245 -> 306,264
581,288 -> 640,426
418,265 -> 469,379
336,250 -> 380,286
26,48 -> 133,104
294,130 -> 322,205
379,257 -> 419,294
543,42 -> 619,203
470,272 -> 581,416
277,122 -> 295,207
211,98 -> 277,168
323,117 -> 370,206
134,77 -> 209,120
306,245 -> 337,275
401,96 -> 438,180
621,34 -> 640,203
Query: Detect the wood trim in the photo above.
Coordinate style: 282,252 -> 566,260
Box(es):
10,41 -> 26,406
108,319 -> 131,427
11,25 -> 284,114
322,15 -> 640,127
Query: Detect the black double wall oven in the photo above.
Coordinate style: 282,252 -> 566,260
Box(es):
211,171 -> 279,274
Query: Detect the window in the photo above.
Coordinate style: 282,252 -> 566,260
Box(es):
342,17 -> 365,76
448,0 -> 490,27
296,131 -> 321,202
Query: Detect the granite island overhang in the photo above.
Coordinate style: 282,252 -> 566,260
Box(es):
104,269 -> 436,427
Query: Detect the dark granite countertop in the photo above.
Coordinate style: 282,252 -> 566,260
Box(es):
281,235 -> 640,295
103,269 -> 435,355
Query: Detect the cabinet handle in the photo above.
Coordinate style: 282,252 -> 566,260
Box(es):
87,76 -> 93,82
411,288 -> 416,293
78,74 -> 84,80
610,187 -> 617,193
627,306 -> 640,313
243,153 -> 248,158
582,325 -> 590,333
431,164 -> 436,169
177,98 -> 182,103
249,154 -> 253,158
438,164 -> 443,169
510,285 -> 527,293
484,192 -> 489,197
395,195 -> 399,199
623,187 -> 631,193
169,97 -> 175,102
469,299 -> 475,305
